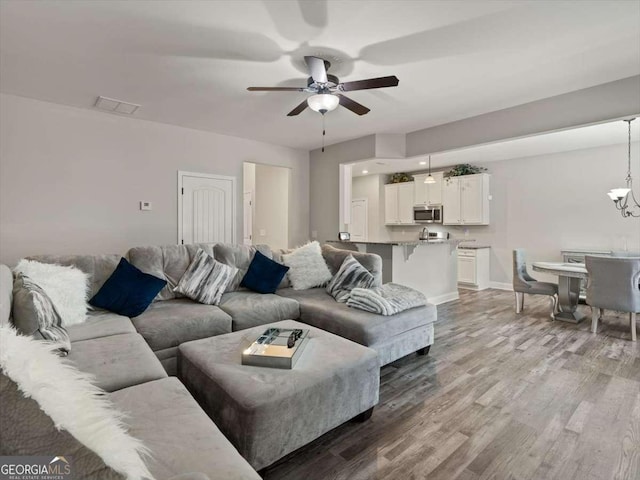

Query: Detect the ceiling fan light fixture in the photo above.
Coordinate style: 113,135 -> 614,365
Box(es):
307,94 -> 339,114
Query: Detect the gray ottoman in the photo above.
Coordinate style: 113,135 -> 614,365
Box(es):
178,320 -> 380,471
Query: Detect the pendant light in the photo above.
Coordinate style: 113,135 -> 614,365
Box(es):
607,118 -> 639,218
424,155 -> 436,184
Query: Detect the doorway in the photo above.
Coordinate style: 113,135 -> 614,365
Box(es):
243,162 -> 290,250
178,171 -> 236,245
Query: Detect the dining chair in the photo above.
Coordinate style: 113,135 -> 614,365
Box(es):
585,255 -> 640,342
512,249 -> 558,318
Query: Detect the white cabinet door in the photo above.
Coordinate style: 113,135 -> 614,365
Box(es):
442,177 -> 461,224
398,182 -> 415,224
458,256 -> 476,284
413,174 -> 428,205
460,175 -> 483,224
428,172 -> 444,205
384,184 -> 399,224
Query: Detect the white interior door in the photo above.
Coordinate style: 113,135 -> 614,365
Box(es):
179,172 -> 235,245
350,198 -> 368,242
243,191 -> 253,246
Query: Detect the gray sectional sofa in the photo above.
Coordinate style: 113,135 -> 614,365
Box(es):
1,242 -> 437,478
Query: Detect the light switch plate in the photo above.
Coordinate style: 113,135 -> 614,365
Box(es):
140,201 -> 152,211
259,229 -> 266,237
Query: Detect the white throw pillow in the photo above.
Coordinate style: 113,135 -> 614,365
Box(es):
282,241 -> 332,290
14,260 -> 89,326
0,325 -> 153,480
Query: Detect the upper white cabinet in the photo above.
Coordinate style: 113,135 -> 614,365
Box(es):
385,182 -> 415,225
413,172 -> 444,206
442,173 -> 490,225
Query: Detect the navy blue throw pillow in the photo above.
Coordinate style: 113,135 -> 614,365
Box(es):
241,251 -> 290,294
89,257 -> 167,317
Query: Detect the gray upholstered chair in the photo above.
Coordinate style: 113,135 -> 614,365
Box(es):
512,249 -> 558,318
585,255 -> 640,342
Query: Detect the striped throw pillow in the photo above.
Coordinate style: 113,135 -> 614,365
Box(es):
13,274 -> 71,355
174,248 -> 238,305
326,254 -> 376,303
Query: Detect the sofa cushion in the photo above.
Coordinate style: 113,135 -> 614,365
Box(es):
127,244 -> 215,301
240,251 -> 289,294
277,288 -> 436,346
174,249 -> 238,305
213,243 -> 272,292
321,244 -> 383,286
131,298 -> 232,351
0,373 -> 125,479
67,333 -> 167,392
67,311 -> 135,343
27,254 -> 121,298
90,257 -> 167,317
110,377 -> 261,480
218,291 -> 300,331
0,326 -> 152,479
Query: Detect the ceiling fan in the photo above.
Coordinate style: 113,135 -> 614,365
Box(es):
247,56 -> 399,116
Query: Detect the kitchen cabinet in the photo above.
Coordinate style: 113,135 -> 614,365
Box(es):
457,247 -> 490,290
384,182 -> 415,225
413,172 -> 444,206
442,173 -> 490,225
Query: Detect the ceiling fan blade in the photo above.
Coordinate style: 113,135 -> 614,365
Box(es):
339,76 -> 399,92
287,100 -> 309,116
304,56 -> 328,83
337,94 -> 370,116
247,87 -> 306,91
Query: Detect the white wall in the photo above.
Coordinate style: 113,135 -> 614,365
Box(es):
351,175 -> 390,243
253,164 -> 289,250
448,142 -> 640,285
0,94 -> 310,265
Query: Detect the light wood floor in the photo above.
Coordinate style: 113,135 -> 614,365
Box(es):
264,289 -> 640,480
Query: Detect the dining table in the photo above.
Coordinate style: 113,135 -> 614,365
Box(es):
531,262 -> 588,323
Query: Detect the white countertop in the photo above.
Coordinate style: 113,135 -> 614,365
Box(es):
328,239 -> 475,246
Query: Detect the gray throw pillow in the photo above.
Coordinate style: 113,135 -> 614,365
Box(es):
326,254 -> 376,303
173,249 -> 238,305
12,274 -> 71,354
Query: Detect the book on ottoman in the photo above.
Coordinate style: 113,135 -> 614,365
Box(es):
241,327 -> 309,369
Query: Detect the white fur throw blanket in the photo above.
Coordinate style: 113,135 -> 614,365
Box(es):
346,283 -> 426,315
0,325 -> 153,479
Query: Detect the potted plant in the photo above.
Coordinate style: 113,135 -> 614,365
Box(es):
387,172 -> 413,184
444,164 -> 487,182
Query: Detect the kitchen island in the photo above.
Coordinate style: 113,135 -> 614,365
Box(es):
328,239 -> 471,305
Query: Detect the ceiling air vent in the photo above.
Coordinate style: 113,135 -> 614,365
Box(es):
94,96 -> 140,115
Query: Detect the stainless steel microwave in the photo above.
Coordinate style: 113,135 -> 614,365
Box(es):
413,205 -> 443,223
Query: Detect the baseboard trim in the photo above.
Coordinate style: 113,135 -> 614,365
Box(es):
489,282 -> 513,291
428,291 -> 459,305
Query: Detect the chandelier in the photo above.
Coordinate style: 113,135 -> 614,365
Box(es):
607,118 -> 639,218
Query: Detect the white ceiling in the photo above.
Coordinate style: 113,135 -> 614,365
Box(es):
351,118 -> 640,177
1,0 -> 639,151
